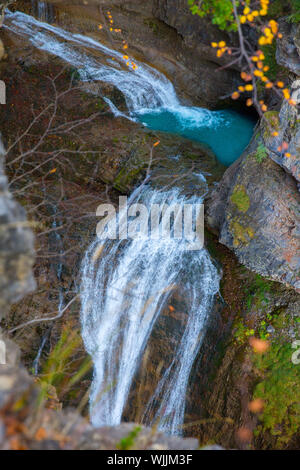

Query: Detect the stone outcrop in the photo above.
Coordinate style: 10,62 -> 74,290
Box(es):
276,19 -> 300,76
206,16 -> 300,292
0,137 -> 35,319
0,351 -> 199,449
263,81 -> 300,186
206,132 -> 300,291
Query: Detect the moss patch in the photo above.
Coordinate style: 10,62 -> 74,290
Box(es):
253,342 -> 300,447
263,111 -> 280,139
230,219 -> 254,247
230,184 -> 250,213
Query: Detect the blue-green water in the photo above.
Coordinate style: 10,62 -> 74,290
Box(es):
135,107 -> 256,166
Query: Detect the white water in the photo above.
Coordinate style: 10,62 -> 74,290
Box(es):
4,10 -> 179,114
4,9 -> 227,127
5,9 -> 222,434
31,1 -> 54,22
81,186 -> 220,433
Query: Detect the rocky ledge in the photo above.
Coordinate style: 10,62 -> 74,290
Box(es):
207,22 -> 300,292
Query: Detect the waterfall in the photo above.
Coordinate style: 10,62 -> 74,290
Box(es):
4,10 -> 179,114
4,10 -> 255,166
3,10 -> 225,126
31,1 -> 54,23
81,186 -> 220,433
5,9 -> 222,434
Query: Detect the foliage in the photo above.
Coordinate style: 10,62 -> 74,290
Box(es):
234,321 -> 255,343
37,324 -> 92,406
255,143 -> 268,162
188,0 -> 297,159
288,0 -> 300,23
260,42 -> 279,81
230,184 -> 250,212
253,342 -> 300,445
244,273 -> 271,310
117,426 -> 142,450
188,0 -> 238,31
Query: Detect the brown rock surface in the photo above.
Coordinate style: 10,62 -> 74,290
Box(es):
206,133 -> 300,291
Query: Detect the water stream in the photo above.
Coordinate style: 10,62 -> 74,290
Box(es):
5,8 -> 254,434
4,9 -> 255,166
81,186 -> 220,433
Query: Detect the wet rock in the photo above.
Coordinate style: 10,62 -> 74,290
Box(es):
0,362 -> 199,450
206,133 -> 300,291
276,19 -> 300,75
0,137 -> 35,319
78,422 -> 199,450
263,81 -> 300,185
97,126 -> 224,194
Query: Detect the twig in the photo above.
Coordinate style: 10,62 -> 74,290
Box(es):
8,294 -> 80,333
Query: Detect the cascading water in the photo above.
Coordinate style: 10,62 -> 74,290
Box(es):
4,10 -> 178,113
4,10 -> 255,165
81,185 -> 220,433
31,1 -> 54,23
4,9 -> 253,434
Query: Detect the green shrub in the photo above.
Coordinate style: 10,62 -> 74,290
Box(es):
255,143 -> 268,163
253,342 -> 300,446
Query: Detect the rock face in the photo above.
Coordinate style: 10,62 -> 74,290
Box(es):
206,132 -> 300,291
0,137 -> 35,319
207,18 -> 300,292
0,357 -> 199,450
263,81 -> 300,186
276,19 -> 300,76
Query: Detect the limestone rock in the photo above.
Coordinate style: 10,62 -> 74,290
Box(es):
263,81 -> 300,185
276,19 -> 300,76
206,134 -> 300,291
0,362 -> 199,450
0,137 -> 35,319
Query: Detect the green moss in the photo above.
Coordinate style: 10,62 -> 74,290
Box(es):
113,154 -> 147,192
117,426 -> 142,450
288,0 -> 300,22
230,218 -> 254,247
244,273 -> 272,310
263,111 -> 280,140
143,18 -> 159,34
253,342 -> 300,446
234,321 -> 255,344
261,42 -> 281,82
255,143 -> 268,163
230,185 -> 250,212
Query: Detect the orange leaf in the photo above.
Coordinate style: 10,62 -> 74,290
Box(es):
231,91 -> 240,100
249,337 -> 270,353
248,398 -> 264,413
35,427 -> 47,441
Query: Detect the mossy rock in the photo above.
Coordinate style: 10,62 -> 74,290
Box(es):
230,184 -> 250,213
263,111 -> 280,140
253,341 -> 300,447
229,218 -> 255,247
